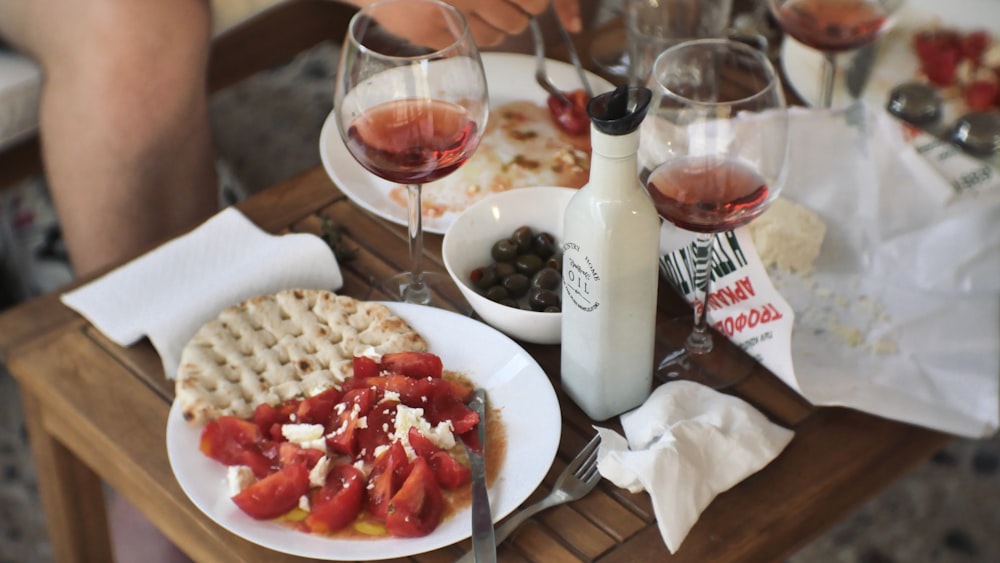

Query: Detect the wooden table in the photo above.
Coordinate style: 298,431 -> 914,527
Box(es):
0,164 -> 952,562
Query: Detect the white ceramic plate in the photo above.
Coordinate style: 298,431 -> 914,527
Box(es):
319,51 -> 613,234
781,0 -> 1000,110
166,302 -> 561,560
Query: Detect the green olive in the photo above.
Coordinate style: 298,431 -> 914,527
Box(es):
502,273 -> 530,297
491,238 -> 518,262
511,226 -> 534,253
531,267 -> 561,291
514,254 -> 544,277
533,232 -> 556,259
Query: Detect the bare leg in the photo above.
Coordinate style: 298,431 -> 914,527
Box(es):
0,0 -> 218,277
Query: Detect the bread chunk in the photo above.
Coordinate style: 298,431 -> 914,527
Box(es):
175,290 -> 427,426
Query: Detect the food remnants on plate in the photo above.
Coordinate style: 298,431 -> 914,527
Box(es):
911,24 -> 1000,111
174,290 -> 502,539
389,96 -> 592,218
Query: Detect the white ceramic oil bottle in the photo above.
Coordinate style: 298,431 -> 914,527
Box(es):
560,85 -> 660,421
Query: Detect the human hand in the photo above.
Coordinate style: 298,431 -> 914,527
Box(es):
344,0 -> 582,48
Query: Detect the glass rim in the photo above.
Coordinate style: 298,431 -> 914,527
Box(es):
650,38 -> 782,109
347,0 -> 472,61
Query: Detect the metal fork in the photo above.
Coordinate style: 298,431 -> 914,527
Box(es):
529,9 -> 594,104
455,434 -> 602,563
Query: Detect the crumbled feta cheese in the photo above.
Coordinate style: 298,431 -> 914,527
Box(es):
356,415 -> 368,429
393,404 -> 456,459
309,456 -> 332,488
282,423 -> 327,452
298,494 -> 311,512
282,423 -> 325,443
371,444 -> 390,460
226,466 -> 256,497
382,390 -> 401,403
359,346 -> 382,362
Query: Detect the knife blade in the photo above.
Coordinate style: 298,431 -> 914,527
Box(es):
464,388 -> 495,563
845,42 -> 878,99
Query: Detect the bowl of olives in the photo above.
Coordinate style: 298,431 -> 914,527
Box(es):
442,187 -> 575,345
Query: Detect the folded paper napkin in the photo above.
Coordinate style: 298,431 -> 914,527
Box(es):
60,208 -> 344,378
595,381 -> 795,553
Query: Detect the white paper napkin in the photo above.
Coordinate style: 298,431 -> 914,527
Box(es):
60,208 -> 344,378
651,101 -> 1000,439
594,381 -> 795,554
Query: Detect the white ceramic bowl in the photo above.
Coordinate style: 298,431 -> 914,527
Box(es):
442,187 -> 576,345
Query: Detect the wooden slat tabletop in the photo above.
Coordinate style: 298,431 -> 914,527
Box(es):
1,165 -> 951,563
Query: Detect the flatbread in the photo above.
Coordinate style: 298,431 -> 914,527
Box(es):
389,99 -> 591,218
175,290 -> 427,426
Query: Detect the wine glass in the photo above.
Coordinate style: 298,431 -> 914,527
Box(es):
767,0 -> 903,108
641,38 -> 789,388
334,0 -> 489,305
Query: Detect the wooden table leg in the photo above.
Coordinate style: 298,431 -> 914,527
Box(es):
20,391 -> 113,563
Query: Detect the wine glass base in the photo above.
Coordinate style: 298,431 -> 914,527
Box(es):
382,271 -> 452,306
655,317 -> 755,390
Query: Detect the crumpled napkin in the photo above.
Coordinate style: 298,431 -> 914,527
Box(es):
594,381 -> 794,553
60,207 -> 344,378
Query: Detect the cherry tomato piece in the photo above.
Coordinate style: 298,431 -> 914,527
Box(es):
352,355 -> 381,379
380,352 -> 444,379
305,464 -> 365,533
365,441 -> 410,521
199,416 -> 273,478
231,463 -> 310,520
385,457 -> 444,537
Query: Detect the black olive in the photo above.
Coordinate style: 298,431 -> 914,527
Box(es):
502,273 -> 530,297
514,254 -> 544,276
470,265 -> 498,290
484,285 -> 509,302
494,261 -> 516,279
531,267 -> 561,290
533,232 -> 556,259
545,254 -> 562,271
511,226 -> 534,253
499,298 -> 519,309
529,288 -> 561,311
491,238 -> 518,262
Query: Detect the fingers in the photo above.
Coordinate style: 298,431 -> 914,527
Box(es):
550,0 -> 582,33
467,0 -> 545,37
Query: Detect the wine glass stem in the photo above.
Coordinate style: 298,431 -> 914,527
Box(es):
820,51 -> 837,109
404,183 -> 430,304
686,232 -> 715,355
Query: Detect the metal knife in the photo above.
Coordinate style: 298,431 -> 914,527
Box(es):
845,43 -> 879,99
464,388 -> 496,563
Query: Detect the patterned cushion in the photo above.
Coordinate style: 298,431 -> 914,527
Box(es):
0,48 -> 41,151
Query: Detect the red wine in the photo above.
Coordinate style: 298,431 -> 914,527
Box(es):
646,156 -> 770,233
774,0 -> 889,52
346,99 -> 479,184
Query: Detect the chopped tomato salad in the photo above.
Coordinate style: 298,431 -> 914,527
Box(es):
197,351 -> 479,538
911,26 -> 1000,112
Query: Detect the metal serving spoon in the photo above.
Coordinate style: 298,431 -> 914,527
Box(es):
887,81 -> 1000,156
